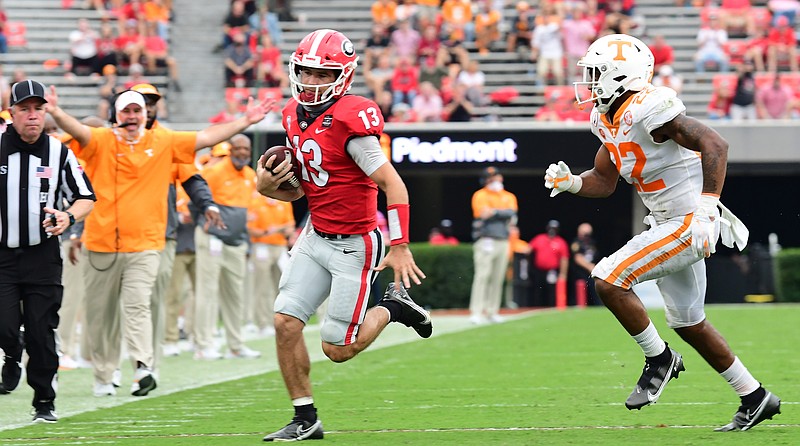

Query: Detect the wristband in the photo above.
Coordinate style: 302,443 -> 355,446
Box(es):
568,175 -> 583,194
387,203 -> 410,245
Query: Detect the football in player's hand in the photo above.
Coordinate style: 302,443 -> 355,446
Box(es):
262,145 -> 300,190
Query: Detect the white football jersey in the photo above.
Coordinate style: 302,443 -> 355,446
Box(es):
589,85 -> 703,219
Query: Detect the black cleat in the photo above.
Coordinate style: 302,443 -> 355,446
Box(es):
263,419 -> 323,442
0,355 -> 22,395
625,347 -> 685,410
715,390 -> 781,432
382,282 -> 432,338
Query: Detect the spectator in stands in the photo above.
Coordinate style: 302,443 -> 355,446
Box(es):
68,19 -> 100,79
651,64 -> 683,96
209,97 -> 243,124
256,33 -> 287,88
224,31 -> 255,87
219,0 -> 251,52
363,24 -> 392,72
365,53 -> 394,99
648,34 -> 674,73
562,3 -> 597,81
143,0 -> 171,41
457,59 -> 487,106
390,17 -> 421,60
532,1 -> 565,86
375,89 -> 394,118
117,0 -> 146,36
708,77 -> 734,119
371,0 -> 398,30
115,19 -> 144,66
0,64 -> 10,109
122,62 -> 148,89
444,83 -> 475,122
506,1 -> 536,57
396,0 -> 418,28
96,22 -> 119,71
411,81 -> 444,122
756,72 -> 794,118
474,1 -> 502,55
766,15 -> 798,72
535,89 -> 564,122
0,2 -> 7,54
389,101 -> 415,123
720,0 -> 754,37
745,28 -> 769,72
417,24 -> 445,67
767,0 -> 799,27
429,219 -> 459,245
441,28 -> 471,76
729,61 -> 758,120
441,0 -> 475,43
695,14 -> 730,72
603,0 -> 637,35
96,64 -> 120,119
390,55 -> 419,106
249,2 -> 282,45
142,22 -> 181,91
416,0 -> 440,29
418,55 -> 450,91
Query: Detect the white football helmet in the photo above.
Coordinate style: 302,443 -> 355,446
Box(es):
574,34 -> 654,114
289,29 -> 358,106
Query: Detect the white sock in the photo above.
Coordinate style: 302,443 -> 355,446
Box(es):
632,321 -> 667,358
292,396 -> 314,406
720,356 -> 761,397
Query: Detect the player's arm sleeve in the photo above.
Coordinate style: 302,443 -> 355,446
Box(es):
640,87 -> 686,135
347,135 -> 388,176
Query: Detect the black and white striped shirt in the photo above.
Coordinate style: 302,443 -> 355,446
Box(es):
0,127 -> 95,248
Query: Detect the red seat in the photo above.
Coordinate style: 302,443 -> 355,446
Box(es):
724,40 -> 750,66
224,87 -> 252,112
6,22 -> 27,48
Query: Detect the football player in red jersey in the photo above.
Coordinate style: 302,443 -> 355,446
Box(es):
255,29 -> 431,442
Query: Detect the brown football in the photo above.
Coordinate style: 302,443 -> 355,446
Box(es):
262,145 -> 300,190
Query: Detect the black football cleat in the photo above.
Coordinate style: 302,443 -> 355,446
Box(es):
625,347 -> 685,410
263,419 -> 323,442
382,282 -> 432,338
715,390 -> 781,432
0,355 -> 22,395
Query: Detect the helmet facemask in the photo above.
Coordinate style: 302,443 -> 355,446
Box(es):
289,63 -> 353,106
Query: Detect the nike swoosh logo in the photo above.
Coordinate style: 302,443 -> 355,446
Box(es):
622,129 -> 631,136
296,423 -> 318,436
343,249 -> 357,254
314,128 -> 327,134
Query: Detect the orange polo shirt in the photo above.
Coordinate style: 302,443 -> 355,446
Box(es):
201,157 -> 256,209
471,187 -> 518,219
248,194 -> 295,246
80,126 -> 196,252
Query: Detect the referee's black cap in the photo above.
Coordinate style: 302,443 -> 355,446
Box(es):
10,80 -> 48,106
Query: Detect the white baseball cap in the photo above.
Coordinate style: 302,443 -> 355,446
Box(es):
115,90 -> 146,112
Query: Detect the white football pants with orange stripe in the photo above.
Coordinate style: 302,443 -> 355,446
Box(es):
592,214 -> 708,329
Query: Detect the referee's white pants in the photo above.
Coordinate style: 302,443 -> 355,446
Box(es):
193,228 -> 248,352
469,238 -> 510,318
83,250 -> 160,384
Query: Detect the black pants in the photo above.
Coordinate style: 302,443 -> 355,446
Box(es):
0,239 -> 63,407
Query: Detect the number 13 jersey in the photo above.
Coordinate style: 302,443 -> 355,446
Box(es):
282,95 -> 386,234
589,85 -> 703,220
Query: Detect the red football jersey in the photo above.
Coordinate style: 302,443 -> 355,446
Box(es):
282,95 -> 385,235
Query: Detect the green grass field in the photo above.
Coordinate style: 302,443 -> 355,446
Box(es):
0,305 -> 797,445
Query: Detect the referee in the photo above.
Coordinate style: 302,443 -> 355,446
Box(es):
0,80 -> 95,423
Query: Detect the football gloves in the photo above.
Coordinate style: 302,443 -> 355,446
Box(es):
690,194 -> 721,258
544,161 -> 583,197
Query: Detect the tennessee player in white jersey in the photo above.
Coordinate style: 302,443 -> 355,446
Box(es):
254,29 -> 431,442
545,34 -> 780,431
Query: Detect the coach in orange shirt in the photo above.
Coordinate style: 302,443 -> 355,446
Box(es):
46,86 -> 273,397
194,133 -> 261,360
247,192 -> 295,337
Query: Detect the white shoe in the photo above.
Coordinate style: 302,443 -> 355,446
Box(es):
162,343 -> 180,357
224,345 -> 261,359
469,315 -> 487,325
111,369 -> 122,388
260,326 -> 276,337
489,314 -> 506,324
93,381 -> 116,397
59,355 -> 79,370
193,347 -> 223,360
75,357 -> 93,369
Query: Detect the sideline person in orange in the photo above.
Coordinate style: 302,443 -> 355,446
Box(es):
45,86 -> 273,397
